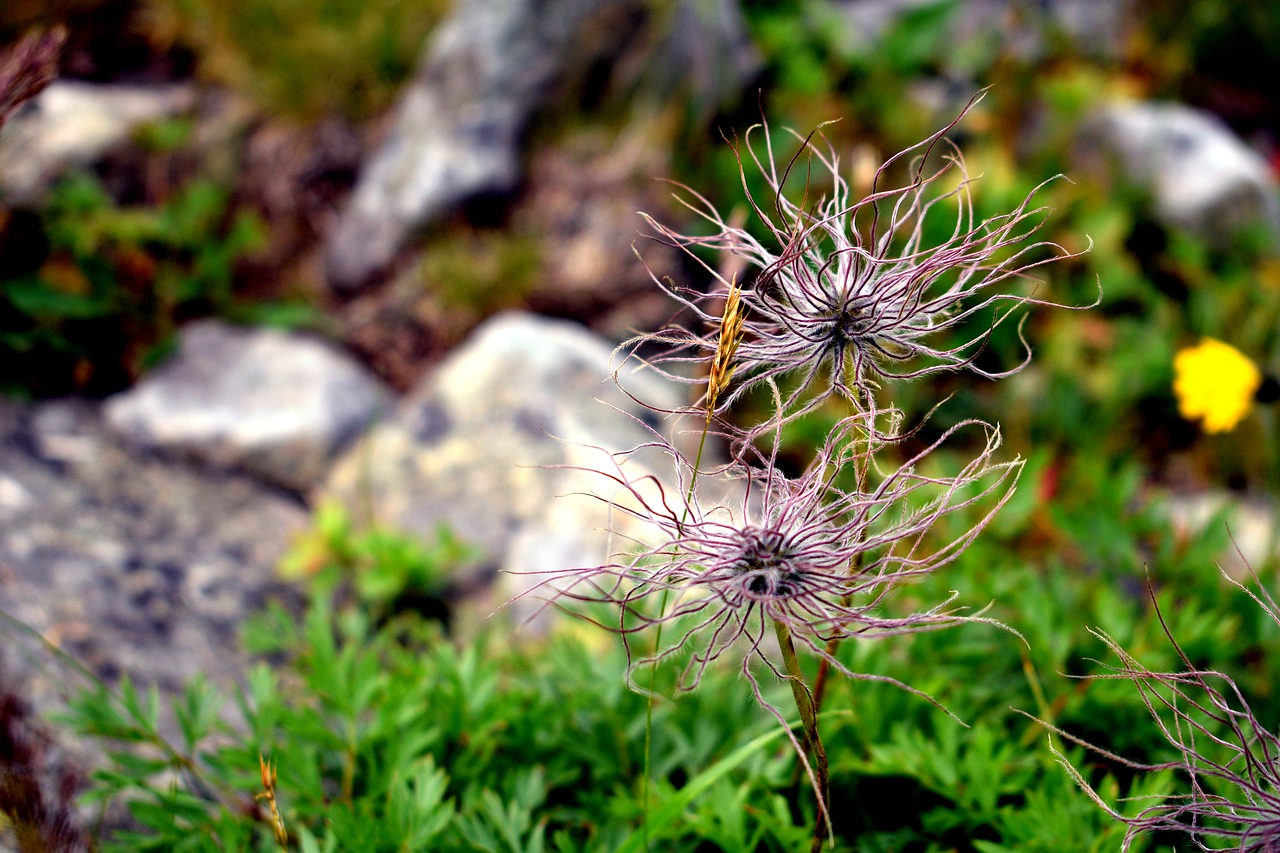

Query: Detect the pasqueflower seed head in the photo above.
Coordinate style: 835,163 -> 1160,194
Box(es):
1037,578 -> 1280,852
514,409 -> 1020,715
626,92 -> 1090,430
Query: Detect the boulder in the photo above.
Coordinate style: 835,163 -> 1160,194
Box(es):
0,398 -> 307,694
1081,101 -> 1280,243
0,396 -> 308,835
0,81 -> 196,204
321,311 -> 689,624
325,0 -> 759,291
325,0 -> 626,291
104,320 -> 390,492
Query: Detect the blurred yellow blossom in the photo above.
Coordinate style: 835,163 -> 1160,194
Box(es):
1173,338 -> 1261,433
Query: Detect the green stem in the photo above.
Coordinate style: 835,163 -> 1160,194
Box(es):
811,400 -> 871,720
640,589 -> 666,853
773,619 -> 831,851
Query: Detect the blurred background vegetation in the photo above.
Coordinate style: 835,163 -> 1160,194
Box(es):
3,0 -> 1280,850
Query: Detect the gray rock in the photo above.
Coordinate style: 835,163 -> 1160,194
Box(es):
1161,491 -> 1278,581
0,397 -> 307,829
1081,101 -> 1280,242
1,398 -> 307,690
831,0 -> 1134,65
321,311 -> 688,623
325,0 -> 759,291
0,81 -> 196,204
325,0 -> 624,290
104,320 -> 390,492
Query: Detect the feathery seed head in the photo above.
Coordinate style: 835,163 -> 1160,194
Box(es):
629,92 -> 1090,428
1040,578 -> 1280,852
516,411 -> 1021,699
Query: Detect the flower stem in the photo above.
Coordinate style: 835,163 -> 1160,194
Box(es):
811,404 -> 869,719
773,618 -> 831,851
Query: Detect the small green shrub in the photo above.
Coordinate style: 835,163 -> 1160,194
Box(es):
54,495 -> 1257,851
278,501 -> 472,622
0,172 -> 267,397
143,0 -> 448,122
58,583 -> 818,851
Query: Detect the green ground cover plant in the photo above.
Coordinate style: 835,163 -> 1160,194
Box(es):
39,477 -> 1266,851
0,172 -> 267,396
142,0 -> 447,122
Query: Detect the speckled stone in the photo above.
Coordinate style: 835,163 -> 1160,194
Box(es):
0,396 -> 308,832
321,311 -> 693,624
104,320 -> 390,492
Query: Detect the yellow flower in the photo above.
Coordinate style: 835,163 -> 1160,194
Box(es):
1173,338 -> 1261,433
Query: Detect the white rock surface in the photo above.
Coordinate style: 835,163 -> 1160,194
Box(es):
104,320 -> 390,491
322,311 -> 692,624
0,81 -> 196,204
1162,491 -> 1279,581
1083,101 -> 1280,242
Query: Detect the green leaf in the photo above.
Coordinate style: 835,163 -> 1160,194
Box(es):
175,676 -> 224,754
613,722 -> 796,853
3,277 -> 113,319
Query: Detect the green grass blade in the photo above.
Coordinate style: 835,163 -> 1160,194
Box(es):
616,723 -> 791,853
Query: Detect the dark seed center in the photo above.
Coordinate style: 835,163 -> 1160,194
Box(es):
833,306 -> 868,343
745,569 -> 803,597
734,530 -> 803,599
